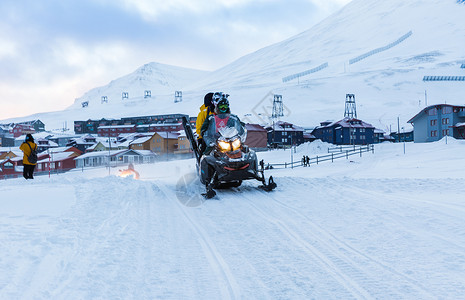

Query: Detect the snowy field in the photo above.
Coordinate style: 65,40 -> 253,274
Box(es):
1,139 -> 464,299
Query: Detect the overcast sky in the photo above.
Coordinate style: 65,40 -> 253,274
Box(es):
0,0 -> 351,121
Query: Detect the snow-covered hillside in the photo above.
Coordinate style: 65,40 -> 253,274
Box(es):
2,0 -> 465,133
68,62 -> 209,110
1,139 -> 465,298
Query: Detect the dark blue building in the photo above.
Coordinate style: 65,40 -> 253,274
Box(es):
266,121 -> 304,147
312,117 -> 375,145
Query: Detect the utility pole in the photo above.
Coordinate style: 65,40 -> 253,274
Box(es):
425,90 -> 428,106
397,116 -> 400,143
108,131 -> 111,175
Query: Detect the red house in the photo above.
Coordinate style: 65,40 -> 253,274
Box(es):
0,158 -> 21,179
98,125 -> 136,137
35,152 -> 79,174
10,124 -> 35,138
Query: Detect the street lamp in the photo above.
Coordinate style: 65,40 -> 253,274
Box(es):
401,126 -> 405,154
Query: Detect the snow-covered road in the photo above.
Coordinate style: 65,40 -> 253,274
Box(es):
1,140 -> 465,299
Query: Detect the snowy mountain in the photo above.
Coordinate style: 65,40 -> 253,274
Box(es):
3,0 -> 465,133
68,62 -> 209,110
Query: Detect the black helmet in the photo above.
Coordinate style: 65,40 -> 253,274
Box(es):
212,92 -> 229,107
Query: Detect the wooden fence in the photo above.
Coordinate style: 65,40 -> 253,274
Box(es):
266,144 -> 374,169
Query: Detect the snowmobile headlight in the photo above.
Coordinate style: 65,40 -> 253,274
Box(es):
231,138 -> 241,151
218,140 -> 231,151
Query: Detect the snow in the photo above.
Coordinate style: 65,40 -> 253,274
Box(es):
1,0 -> 465,297
1,139 -> 465,298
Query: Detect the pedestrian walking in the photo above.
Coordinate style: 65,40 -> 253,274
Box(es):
19,134 -> 38,179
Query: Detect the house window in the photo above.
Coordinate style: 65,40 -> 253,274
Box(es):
428,108 -> 437,115
430,119 -> 437,126
442,118 -> 449,125
157,139 -> 161,143
431,130 -> 438,137
37,164 -> 42,170
360,128 -> 365,133
442,106 -> 452,114
3,162 -> 13,169
360,135 -> 366,140
442,129 -> 450,136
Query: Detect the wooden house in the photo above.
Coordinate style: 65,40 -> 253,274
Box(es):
245,124 -> 268,150
35,152 -> 79,174
0,158 -> 21,179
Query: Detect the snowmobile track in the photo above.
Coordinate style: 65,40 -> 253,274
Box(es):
152,181 -> 242,300
234,181 -> 436,299
254,186 -> 436,299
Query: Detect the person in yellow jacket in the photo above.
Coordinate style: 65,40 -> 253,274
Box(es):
19,134 -> 38,179
196,92 -> 215,155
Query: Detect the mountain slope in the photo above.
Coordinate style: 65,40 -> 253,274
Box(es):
3,0 -> 465,133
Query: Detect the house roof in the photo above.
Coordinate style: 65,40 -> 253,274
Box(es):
149,123 -> 181,127
38,152 -> 76,163
0,147 -> 20,153
98,125 -> 136,129
408,104 -> 465,123
74,149 -> 127,160
125,149 -> 157,156
266,121 -> 304,132
155,132 -> 179,139
316,117 -> 374,129
14,132 -> 53,141
245,124 -> 266,132
130,136 -> 152,145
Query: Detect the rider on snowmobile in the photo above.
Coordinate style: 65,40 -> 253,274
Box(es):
200,92 -> 246,156
196,92 -> 214,155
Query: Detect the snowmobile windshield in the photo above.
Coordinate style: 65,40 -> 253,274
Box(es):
204,114 -> 247,146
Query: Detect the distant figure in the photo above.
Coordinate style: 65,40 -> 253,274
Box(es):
306,156 -> 310,166
119,163 -> 140,179
19,134 -> 38,179
302,156 -> 306,167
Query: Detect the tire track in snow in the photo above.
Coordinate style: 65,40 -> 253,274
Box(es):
153,181 -> 242,300
327,177 -> 465,251
235,188 -> 374,300
251,181 -> 436,299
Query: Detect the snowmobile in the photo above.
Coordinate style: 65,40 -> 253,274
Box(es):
182,116 -> 276,198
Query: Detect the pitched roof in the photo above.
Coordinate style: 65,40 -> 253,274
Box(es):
321,117 -> 374,129
245,124 -> 266,132
155,132 -> 180,139
38,152 -> 76,163
129,136 -> 152,145
408,104 -> 465,123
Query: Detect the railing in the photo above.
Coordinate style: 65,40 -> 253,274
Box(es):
423,76 -> 465,81
266,144 -> 374,169
282,62 -> 329,83
349,31 -> 412,65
